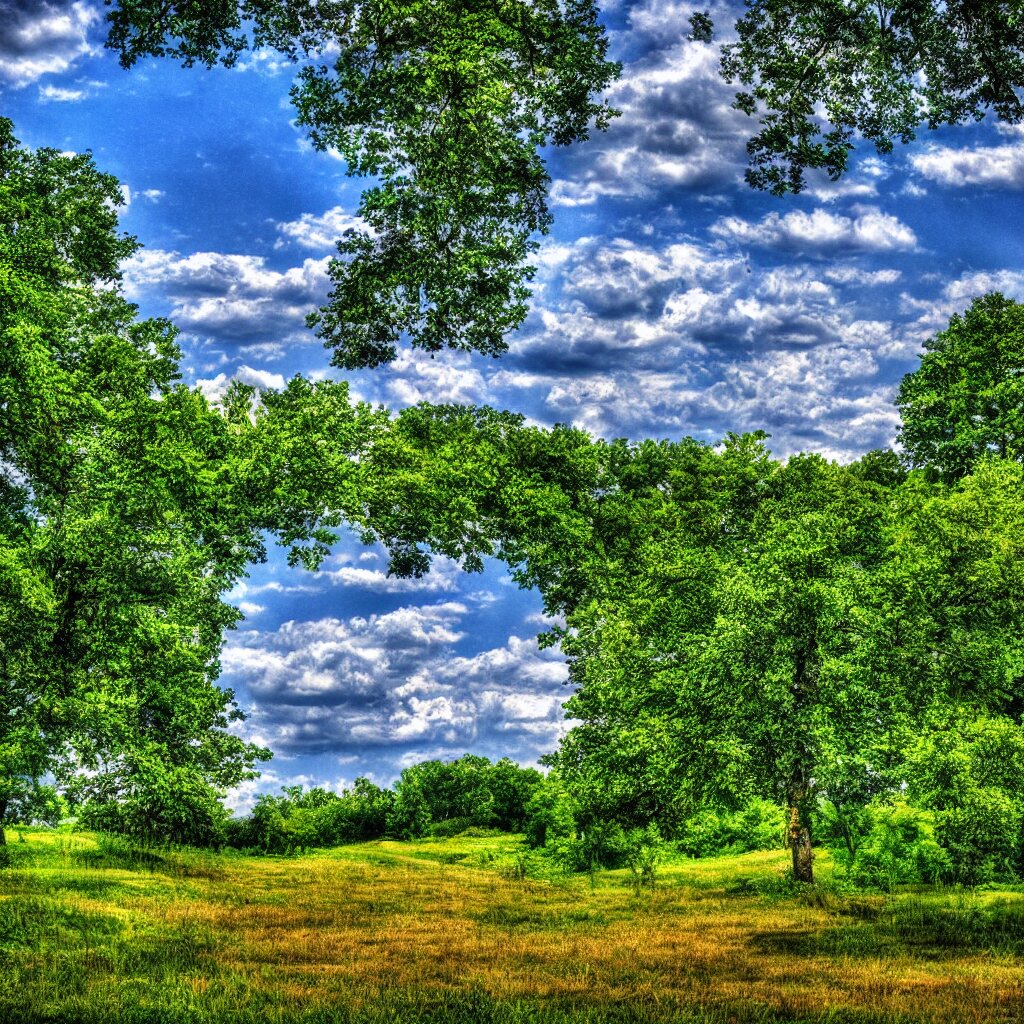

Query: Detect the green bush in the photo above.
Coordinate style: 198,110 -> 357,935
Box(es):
935,788 -> 1023,885
905,715 -> 1024,884
832,798 -> 950,890
675,800 -> 785,858
76,761 -> 230,849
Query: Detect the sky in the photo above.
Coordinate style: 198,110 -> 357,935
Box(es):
3,0 -> 1023,809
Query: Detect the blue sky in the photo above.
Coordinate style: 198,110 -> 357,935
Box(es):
4,0 -> 1023,808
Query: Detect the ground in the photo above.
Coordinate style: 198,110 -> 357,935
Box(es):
2,829 -> 1024,1023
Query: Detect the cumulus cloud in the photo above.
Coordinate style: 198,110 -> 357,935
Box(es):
123,249 -> 331,343
898,270 -> 1024,347
548,34 -> 750,205
275,206 -> 369,250
0,0 -> 98,86
38,83 -> 84,102
222,604 -> 571,764
315,553 -> 464,594
710,207 -> 917,253
196,365 -> 287,402
483,224 -> 923,457
824,267 -> 902,287
911,142 -> 1024,189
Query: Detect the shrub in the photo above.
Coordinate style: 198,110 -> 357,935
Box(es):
833,798 -> 951,890
905,715 -> 1024,884
675,800 -> 785,858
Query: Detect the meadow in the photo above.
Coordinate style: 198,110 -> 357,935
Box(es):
2,829 -> 1024,1024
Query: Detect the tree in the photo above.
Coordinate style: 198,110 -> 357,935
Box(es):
905,714 -> 1024,884
0,119 -> 386,850
351,391 -> 1024,883
897,293 -> 1024,480
382,754 -> 542,837
355,415 -> 910,881
553,445 -> 922,883
103,0 -> 620,366
717,2 -> 1024,194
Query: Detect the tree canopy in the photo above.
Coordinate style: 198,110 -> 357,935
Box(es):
103,0 -> 619,366
0,118 -> 390,848
718,1 -> 1024,194
897,292 -> 1024,480
350,310 -> 1024,882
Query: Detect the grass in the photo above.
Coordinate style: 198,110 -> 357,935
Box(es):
2,829 -> 1024,1023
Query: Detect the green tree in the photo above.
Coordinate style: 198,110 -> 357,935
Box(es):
717,1 -> 1024,194
103,0 -> 619,366
897,293 -> 1024,480
0,119 -> 386,850
356,401 -> 1024,883
553,446 -> 917,883
355,415 -> 908,882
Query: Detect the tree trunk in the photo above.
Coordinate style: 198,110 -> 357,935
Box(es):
789,643 -> 816,884
0,799 -> 8,858
787,794 -> 813,884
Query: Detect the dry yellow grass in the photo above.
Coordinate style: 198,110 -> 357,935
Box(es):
3,831 -> 1024,1023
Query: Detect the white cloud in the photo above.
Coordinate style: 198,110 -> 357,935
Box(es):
195,365 -> 286,402
711,207 -> 917,253
824,267 -> 902,287
0,1 -> 98,86
38,83 -> 83,101
548,34 -> 750,203
123,249 -> 331,343
222,606 -> 571,763
911,142 -> 1024,189
316,554 -> 464,594
275,206 -> 369,250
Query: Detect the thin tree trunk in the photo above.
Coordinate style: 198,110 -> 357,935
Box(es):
789,642 -> 816,884
787,792 -> 814,883
0,798 -> 8,857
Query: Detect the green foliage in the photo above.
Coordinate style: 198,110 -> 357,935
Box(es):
549,442 -> 913,883
521,773 -> 669,877
228,778 -> 395,854
904,715 -> 1024,885
351,319 -> 1024,886
675,800 -> 786,859
523,772 -> 577,851
0,118 -> 393,848
104,0 -> 619,366
227,759 -> 542,853
719,2 -> 1024,193
624,823 -> 663,890
897,292 -> 1024,479
387,755 -> 543,839
75,757 -> 233,849
2,783 -> 67,828
831,798 -> 951,891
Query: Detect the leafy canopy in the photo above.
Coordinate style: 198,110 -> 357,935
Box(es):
355,378 -> 1024,884
104,0 -> 620,366
718,1 -> 1024,194
0,118 -> 388,845
897,292 -> 1024,480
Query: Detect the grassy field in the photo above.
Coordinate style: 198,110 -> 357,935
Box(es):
3,829 -> 1024,1023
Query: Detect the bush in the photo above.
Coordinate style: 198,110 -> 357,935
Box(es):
76,761 -> 230,849
832,798 -> 951,890
935,788 -> 1023,885
905,715 -> 1024,884
624,824 -> 663,890
675,800 -> 785,858
425,816 -> 476,838
386,755 -> 544,838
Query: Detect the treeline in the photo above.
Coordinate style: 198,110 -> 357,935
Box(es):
145,756 -> 544,854
69,753 -> 791,867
